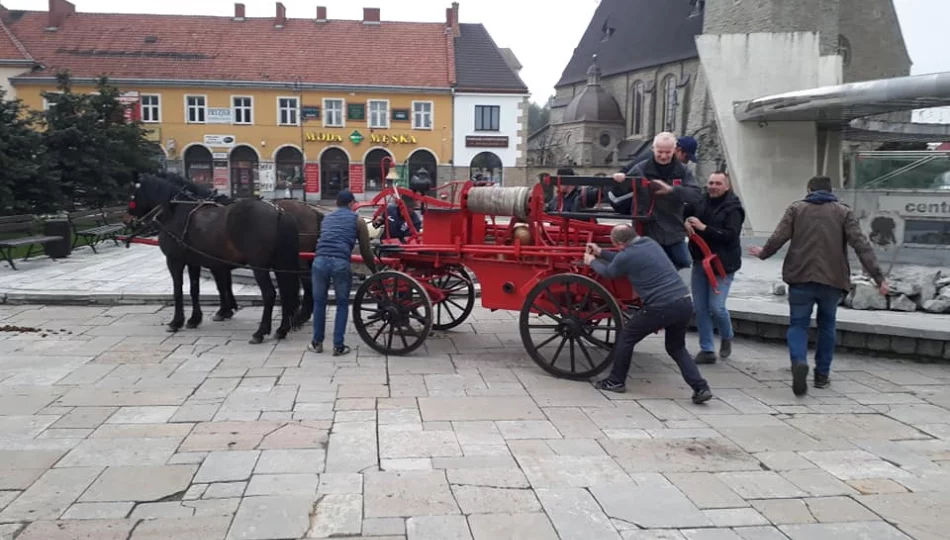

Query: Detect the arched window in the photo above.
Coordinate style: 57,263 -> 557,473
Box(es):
631,80 -> 644,135
662,75 -> 678,132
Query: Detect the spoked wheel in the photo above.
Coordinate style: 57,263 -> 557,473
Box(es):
430,267 -> 476,332
519,274 -> 623,380
353,271 -> 433,355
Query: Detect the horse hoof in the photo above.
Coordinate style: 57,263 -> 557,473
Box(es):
275,330 -> 288,340
166,324 -> 182,333
248,335 -> 264,345
186,321 -> 201,329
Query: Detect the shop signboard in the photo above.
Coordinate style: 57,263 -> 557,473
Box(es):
349,163 -> 365,194
304,163 -> 320,194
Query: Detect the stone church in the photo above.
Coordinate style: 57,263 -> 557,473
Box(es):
529,0 -> 912,181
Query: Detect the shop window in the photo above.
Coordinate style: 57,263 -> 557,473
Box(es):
904,220 -> 950,246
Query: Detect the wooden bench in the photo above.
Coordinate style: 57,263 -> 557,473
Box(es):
68,206 -> 129,253
0,215 -> 65,270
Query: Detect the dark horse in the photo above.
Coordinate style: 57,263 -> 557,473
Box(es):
128,173 -> 301,344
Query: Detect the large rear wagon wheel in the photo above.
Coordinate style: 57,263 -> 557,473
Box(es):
353,271 -> 432,356
519,274 -> 623,380
431,267 -> 475,332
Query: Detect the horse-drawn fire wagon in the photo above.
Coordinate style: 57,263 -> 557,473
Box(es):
333,174 -> 724,381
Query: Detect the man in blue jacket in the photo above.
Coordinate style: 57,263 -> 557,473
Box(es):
374,194 -> 423,243
608,132 -> 701,269
311,190 -> 376,356
584,224 -> 713,404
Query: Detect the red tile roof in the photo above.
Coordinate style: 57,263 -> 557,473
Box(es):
0,17 -> 32,61
5,10 -> 455,88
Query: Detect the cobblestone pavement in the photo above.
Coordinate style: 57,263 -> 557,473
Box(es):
1,304 -> 949,539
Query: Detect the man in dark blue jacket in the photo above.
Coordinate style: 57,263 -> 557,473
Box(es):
584,224 -> 713,404
375,194 -> 423,243
608,132 -> 701,269
311,190 -> 376,356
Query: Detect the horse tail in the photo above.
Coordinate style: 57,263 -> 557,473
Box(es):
273,211 -> 301,326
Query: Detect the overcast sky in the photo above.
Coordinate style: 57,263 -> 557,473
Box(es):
5,0 -> 948,103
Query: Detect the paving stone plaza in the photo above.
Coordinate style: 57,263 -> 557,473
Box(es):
1,246 -> 950,540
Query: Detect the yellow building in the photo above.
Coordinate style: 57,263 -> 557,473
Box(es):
4,1 -> 461,200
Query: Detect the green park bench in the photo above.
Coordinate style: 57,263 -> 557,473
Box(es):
68,206 -> 129,253
0,214 -> 65,270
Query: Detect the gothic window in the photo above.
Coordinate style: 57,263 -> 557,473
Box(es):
838,35 -> 852,67
662,75 -> 678,132
631,80 -> 644,135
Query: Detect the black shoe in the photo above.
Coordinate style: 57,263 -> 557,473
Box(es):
595,378 -> 626,393
692,388 -> 713,404
695,351 -> 718,365
332,345 -> 351,357
720,340 -> 732,359
308,341 -> 323,353
792,363 -> 809,396
814,373 -> 830,389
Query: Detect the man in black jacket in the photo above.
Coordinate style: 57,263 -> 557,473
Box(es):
608,132 -> 701,269
685,172 -> 746,363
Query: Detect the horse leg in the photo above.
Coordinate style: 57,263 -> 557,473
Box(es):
275,268 -> 300,340
297,259 -> 314,325
186,264 -> 203,329
212,268 -> 235,321
166,258 -> 186,332
226,269 -> 240,314
250,269 -> 276,344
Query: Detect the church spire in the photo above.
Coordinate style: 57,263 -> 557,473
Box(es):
586,54 -> 601,86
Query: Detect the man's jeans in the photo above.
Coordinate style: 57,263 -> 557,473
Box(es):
608,296 -> 709,391
662,240 -> 692,270
691,265 -> 735,353
312,256 -> 353,349
787,282 -> 844,376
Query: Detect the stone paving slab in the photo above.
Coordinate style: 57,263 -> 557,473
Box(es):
2,303 -> 950,538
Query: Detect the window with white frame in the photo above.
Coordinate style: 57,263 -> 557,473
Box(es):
323,98 -> 344,127
141,94 -> 161,123
232,96 -> 253,125
368,100 -> 389,129
186,95 -> 206,123
278,97 -> 299,126
412,101 -> 433,130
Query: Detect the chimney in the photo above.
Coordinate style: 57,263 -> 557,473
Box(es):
316,6 -> 327,22
275,2 -> 286,28
233,3 -> 245,21
46,0 -> 75,31
362,7 -> 380,25
445,2 -> 459,37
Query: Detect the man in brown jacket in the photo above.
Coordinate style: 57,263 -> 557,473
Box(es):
749,176 -> 888,396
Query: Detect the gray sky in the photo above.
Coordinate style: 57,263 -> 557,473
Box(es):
5,0 -> 948,103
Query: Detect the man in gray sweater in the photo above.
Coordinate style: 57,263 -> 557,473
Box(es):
584,224 -> 713,404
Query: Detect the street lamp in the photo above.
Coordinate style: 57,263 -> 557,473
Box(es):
294,76 -> 307,201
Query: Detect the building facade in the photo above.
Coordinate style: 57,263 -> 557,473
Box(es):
532,0 -> 912,184
451,21 -> 529,185
1,1 -> 528,200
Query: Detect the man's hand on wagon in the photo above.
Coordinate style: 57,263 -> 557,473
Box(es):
612,173 -> 626,183
583,253 -> 596,266
585,242 -> 602,257
650,180 -> 674,196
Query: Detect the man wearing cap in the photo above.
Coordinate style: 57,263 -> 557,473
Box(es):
310,190 -> 377,356
676,136 -> 699,177
609,131 -> 701,270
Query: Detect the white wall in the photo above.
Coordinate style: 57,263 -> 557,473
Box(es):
697,32 -> 830,235
0,66 -> 28,98
453,93 -> 525,175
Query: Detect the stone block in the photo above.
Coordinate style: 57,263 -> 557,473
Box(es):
840,331 -> 867,349
761,323 -> 785,340
866,334 -> 891,352
850,283 -> 886,310
888,294 -> 917,312
771,282 -> 787,296
923,296 -> 950,314
889,337 -> 917,356
914,338 -> 944,358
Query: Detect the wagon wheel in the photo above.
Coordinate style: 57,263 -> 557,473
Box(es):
353,271 -> 432,356
519,274 -> 623,380
431,267 -> 476,332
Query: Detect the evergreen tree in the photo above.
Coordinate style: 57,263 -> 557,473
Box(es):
41,72 -> 158,210
0,88 -> 59,215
